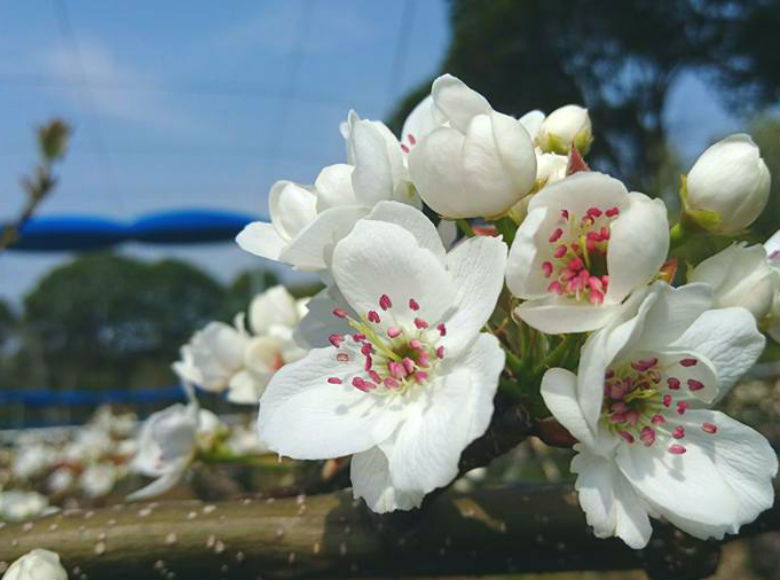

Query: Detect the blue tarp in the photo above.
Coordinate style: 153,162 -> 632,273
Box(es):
0,386 -> 186,406
6,209 -> 264,251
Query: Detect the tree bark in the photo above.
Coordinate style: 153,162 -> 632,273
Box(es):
0,484 -> 775,580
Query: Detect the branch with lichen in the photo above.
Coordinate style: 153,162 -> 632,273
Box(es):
0,483 -> 775,580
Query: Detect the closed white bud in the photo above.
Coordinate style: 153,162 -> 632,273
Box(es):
684,134 -> 770,234
2,549 -> 68,580
408,74 -> 537,219
689,243 -> 780,321
536,105 -> 592,155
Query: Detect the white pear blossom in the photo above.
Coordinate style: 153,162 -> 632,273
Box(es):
127,383 -> 222,501
237,108 -> 421,271
684,134 -> 770,234
11,444 -> 56,481
506,172 -> 669,333
258,202 -> 507,512
2,549 -> 68,580
689,242 -> 780,322
536,104 -> 593,155
541,282 -> 775,548
47,467 -> 75,495
79,462 -> 117,498
174,285 -> 308,404
408,74 -> 537,219
0,490 -> 50,522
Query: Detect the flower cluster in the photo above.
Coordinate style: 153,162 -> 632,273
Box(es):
214,74 -> 777,549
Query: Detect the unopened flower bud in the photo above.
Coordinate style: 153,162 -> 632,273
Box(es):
536,105 -> 592,155
2,549 -> 68,580
683,134 -> 770,234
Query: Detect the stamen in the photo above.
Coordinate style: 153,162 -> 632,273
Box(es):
668,444 -> 687,455
408,134 -> 416,145
337,353 -> 349,362
436,346 -> 445,359
549,228 -> 563,243
672,426 -> 685,439
402,357 -> 415,374
367,311 -> 381,324
617,430 -> 634,443
554,245 -> 567,258
663,394 -> 672,407
651,414 -> 665,424
437,323 -> 447,336
676,401 -> 689,415
387,327 -> 402,338
400,143 -> 410,154
379,294 -> 392,311
360,343 -> 372,356
640,426 -> 656,446
701,422 -> 717,434
332,308 -> 347,318
414,317 -> 428,329
687,379 -> 704,391
542,261 -> 553,277
409,298 -> 420,311
327,377 -> 342,384
667,377 -> 680,390
605,206 -> 619,217
368,370 -> 382,383
414,371 -> 428,383
329,334 -> 344,347
680,358 -> 698,367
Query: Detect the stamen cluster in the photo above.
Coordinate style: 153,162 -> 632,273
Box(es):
542,205 -> 619,304
326,294 -> 445,395
601,355 -> 717,455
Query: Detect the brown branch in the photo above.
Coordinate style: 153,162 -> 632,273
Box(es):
0,484 -> 775,580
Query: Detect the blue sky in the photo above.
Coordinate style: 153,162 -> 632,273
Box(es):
0,0 -> 743,304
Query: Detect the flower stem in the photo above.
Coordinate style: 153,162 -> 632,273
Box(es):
456,219 -> 474,237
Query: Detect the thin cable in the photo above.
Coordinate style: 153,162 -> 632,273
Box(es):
52,0 -> 122,213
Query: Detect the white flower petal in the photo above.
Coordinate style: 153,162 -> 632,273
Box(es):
351,444 -> 425,513
572,448 -> 653,549
249,285 -> 300,334
235,221 -> 286,262
505,207 -> 550,298
126,463 -> 187,502
387,334 -> 503,494
605,193 -> 669,302
527,172 -> 626,217
257,347 -> 404,459
400,94 -> 440,151
670,307 -> 766,398
279,205 -> 368,271
315,163 -> 356,211
365,200 -> 446,263
514,298 -> 624,334
269,180 -> 317,240
350,120 -> 400,206
408,126 -> 468,216
440,235 -> 507,355
519,109 -> 545,140
616,409 -> 777,541
332,220 -> 456,326
541,368 -> 597,447
293,287 -> 351,349
431,74 -> 491,133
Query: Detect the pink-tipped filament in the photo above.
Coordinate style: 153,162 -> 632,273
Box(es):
601,354 -> 715,456
325,294 -> 446,396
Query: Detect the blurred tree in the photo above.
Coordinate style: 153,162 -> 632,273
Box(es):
22,254 -> 225,391
389,0 -> 779,193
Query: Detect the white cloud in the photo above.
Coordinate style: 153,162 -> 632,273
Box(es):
40,39 -> 198,134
